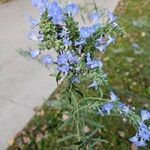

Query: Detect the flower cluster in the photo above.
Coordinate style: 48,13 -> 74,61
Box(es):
28,0 -> 120,86
98,92 -> 129,116
26,0 -> 150,148
98,92 -> 150,147
129,110 -> 150,147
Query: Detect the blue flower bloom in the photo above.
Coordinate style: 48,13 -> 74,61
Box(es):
65,3 -> 79,17
93,23 -> 101,31
108,11 -> 117,23
57,63 -> 70,74
56,52 -> 78,74
25,13 -> 39,28
130,122 -> 150,147
141,110 -> 150,121
95,36 -> 107,52
90,60 -> 103,69
57,52 -> 78,65
132,42 -> 140,49
80,26 -> 95,39
28,31 -> 43,42
30,50 -> 40,58
89,11 -> 100,22
129,134 -> 147,147
59,29 -> 68,38
75,39 -> 86,46
48,1 -> 64,25
57,53 -> 69,65
101,103 -> 114,115
71,76 -> 80,84
138,123 -> 150,141
32,0 -> 48,14
96,35 -> 115,52
68,52 -> 79,64
86,53 -> 103,69
107,35 -> 115,45
63,37 -> 72,46
42,55 -> 53,65
28,31 -> 39,41
88,81 -> 98,90
110,91 -> 118,101
118,103 -> 130,114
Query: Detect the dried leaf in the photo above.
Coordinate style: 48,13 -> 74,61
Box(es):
23,136 -> 30,144
36,133 -> 44,142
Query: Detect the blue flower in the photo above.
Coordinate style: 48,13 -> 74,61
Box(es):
75,39 -> 86,46
30,50 -> 40,58
129,134 -> 147,147
56,52 -> 78,74
141,110 -> 150,121
95,36 -> 107,52
32,0 -> 48,14
86,53 -> 103,69
48,1 -> 64,25
42,55 -> 53,65
129,122 -> 150,147
110,91 -> 118,101
92,23 -> 101,31
65,3 -> 79,17
57,53 -> 69,65
63,37 -> 72,46
107,35 -> 115,45
57,52 -> 78,65
71,76 -> 80,84
90,60 -> 103,69
59,29 -> 68,38
68,52 -> 79,64
138,123 -> 150,141
89,11 -> 100,22
57,63 -> 70,74
118,103 -> 130,114
28,31 -> 39,41
108,11 -> 117,23
80,27 -> 95,39
101,103 -> 114,115
88,81 -> 98,90
96,35 -> 115,52
132,42 -> 140,49
28,31 -> 43,42
25,13 -> 38,28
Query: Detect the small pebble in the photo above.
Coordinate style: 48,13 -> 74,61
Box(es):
62,114 -> 69,121
127,98 -> 132,103
83,126 -> 90,133
118,131 -> 125,138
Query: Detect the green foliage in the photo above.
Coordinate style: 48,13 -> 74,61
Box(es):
39,13 -> 64,52
10,0 -> 150,149
65,16 -> 80,42
83,24 -> 125,54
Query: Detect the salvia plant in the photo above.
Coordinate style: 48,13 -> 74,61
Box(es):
26,0 -> 150,149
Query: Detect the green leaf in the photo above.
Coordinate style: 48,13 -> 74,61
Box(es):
57,134 -> 76,143
56,72 -> 62,84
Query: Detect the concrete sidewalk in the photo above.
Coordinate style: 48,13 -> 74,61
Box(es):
0,0 -> 119,149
